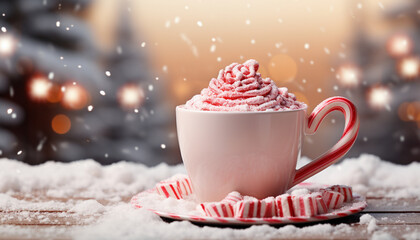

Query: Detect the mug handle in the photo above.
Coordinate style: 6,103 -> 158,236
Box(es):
291,96 -> 360,186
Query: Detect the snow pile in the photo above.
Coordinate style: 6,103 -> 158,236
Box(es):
73,204 -> 354,240
303,154 -> 420,198
70,200 -> 105,215
0,159 -> 185,200
0,154 -> 419,239
359,214 -> 378,234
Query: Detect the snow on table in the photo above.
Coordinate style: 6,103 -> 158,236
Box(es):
0,154 -> 419,239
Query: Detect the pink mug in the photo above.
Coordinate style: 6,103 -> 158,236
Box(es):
176,97 -> 359,202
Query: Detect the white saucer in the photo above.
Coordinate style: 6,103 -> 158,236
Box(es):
131,183 -> 367,226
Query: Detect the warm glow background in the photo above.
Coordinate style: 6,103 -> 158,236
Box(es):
86,0 -> 401,160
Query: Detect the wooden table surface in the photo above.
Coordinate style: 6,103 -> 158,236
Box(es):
1,188 -> 419,239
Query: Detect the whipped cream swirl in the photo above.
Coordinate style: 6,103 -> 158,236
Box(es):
185,59 -> 306,111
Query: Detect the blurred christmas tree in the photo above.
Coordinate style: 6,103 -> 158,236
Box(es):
0,0 -> 178,165
337,0 -> 420,164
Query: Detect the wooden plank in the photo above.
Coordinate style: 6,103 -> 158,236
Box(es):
364,198 -> 420,212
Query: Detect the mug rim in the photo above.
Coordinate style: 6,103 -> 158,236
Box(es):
176,104 -> 307,114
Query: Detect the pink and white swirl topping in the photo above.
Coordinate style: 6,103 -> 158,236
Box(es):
185,59 -> 306,111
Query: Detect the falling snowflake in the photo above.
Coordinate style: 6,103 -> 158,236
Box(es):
304,43 -> 310,50
56,21 -> 60,27
148,84 -> 154,91
324,47 -> 330,54
210,44 -> 216,52
87,105 -> 93,111
165,20 -> 171,28
160,144 -> 166,149
1,27 -> 6,33
245,19 -> 251,25
275,42 -> 282,48
105,71 -> 111,77
250,39 -> 256,44
141,42 -> 146,47
317,88 -> 322,93
174,16 -> 180,24
197,21 -> 203,27
217,57 -> 222,62
100,90 -> 106,96
7,108 -> 12,114
116,46 -> 122,54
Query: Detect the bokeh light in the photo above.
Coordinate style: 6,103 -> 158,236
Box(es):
268,54 -> 297,83
337,64 -> 360,87
387,34 -> 412,57
61,84 -> 89,110
117,84 -> 145,109
0,34 -> 16,57
367,85 -> 392,110
398,57 -> 419,79
51,114 -> 71,134
398,102 -> 420,122
28,75 -> 52,101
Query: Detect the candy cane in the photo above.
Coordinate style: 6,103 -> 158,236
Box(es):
292,97 -> 359,186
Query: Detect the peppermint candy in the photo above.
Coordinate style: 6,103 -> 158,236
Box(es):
155,175 -> 192,200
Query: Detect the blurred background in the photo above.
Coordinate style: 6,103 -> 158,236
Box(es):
0,0 -> 418,165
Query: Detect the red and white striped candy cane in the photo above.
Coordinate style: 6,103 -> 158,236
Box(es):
292,97 -> 359,186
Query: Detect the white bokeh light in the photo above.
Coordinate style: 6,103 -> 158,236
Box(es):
118,84 -> 145,109
387,34 -> 412,57
399,57 -> 419,79
337,65 -> 360,87
0,34 -> 16,57
29,76 -> 52,100
367,85 -> 392,110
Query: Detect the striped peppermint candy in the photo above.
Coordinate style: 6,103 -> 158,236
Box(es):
155,175 -> 192,200
199,191 -> 243,218
292,193 -> 319,217
292,97 -> 359,186
199,202 -> 235,217
315,194 -> 328,214
156,181 -> 183,199
275,194 -> 295,217
234,196 -> 277,218
223,191 -> 243,204
176,176 -> 193,197
260,197 -> 277,218
329,185 -> 353,202
321,189 -> 345,209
